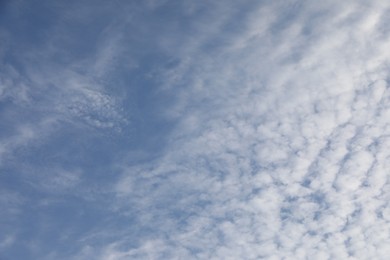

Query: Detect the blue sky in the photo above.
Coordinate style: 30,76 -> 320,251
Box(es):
1,0 -> 390,259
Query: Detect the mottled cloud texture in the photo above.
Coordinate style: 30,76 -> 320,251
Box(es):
1,0 -> 390,259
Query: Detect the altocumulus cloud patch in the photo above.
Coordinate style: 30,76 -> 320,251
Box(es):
1,0 -> 390,259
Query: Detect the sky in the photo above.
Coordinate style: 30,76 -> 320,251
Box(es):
1,0 -> 390,259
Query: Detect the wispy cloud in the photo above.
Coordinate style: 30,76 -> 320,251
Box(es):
2,0 -> 390,259
103,1 -> 390,259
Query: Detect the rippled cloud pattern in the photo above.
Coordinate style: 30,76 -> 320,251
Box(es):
1,1 -> 390,259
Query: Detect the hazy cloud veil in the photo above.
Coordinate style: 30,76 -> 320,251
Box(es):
1,0 -> 390,259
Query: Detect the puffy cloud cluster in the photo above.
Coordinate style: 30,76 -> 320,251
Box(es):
2,0 -> 390,259
104,1 -> 390,259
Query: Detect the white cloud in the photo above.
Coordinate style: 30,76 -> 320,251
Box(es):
2,0 -> 390,259
0,9 -> 130,167
102,1 -> 390,259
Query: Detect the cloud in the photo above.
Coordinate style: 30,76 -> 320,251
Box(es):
0,3 -> 131,170
102,1 -> 390,259
2,0 -> 390,259
0,234 -> 16,251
